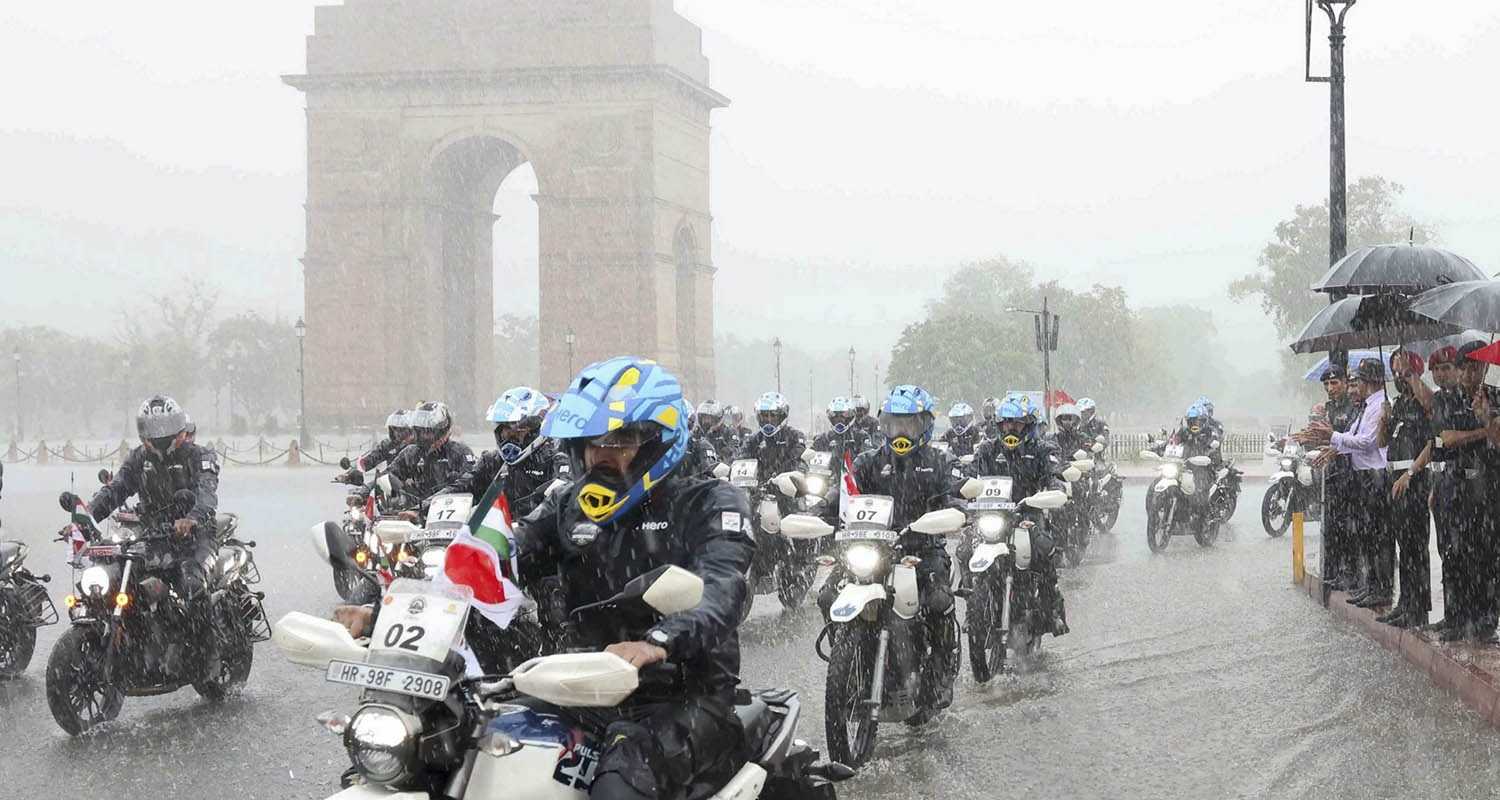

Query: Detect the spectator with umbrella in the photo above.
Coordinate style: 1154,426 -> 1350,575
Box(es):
1375,349 -> 1433,628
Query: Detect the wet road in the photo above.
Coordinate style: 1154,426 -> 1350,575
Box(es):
3,462 -> 1500,799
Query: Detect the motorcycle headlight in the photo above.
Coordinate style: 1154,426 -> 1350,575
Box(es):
976,514 -> 1008,543
1161,463 -> 1180,480
420,548 -> 447,578
80,566 -> 111,597
345,705 -> 417,785
804,475 -> 828,497
843,544 -> 882,581
1279,458 -> 1294,471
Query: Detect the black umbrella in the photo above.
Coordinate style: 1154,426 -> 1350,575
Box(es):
1289,294 -> 1462,355
1402,327 -> 1490,359
1409,280 -> 1500,334
1311,244 -> 1487,295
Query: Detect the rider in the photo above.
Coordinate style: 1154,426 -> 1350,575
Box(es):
1196,396 -> 1225,439
1173,403 -> 1223,515
443,387 -> 565,520
850,394 -> 881,442
1050,404 -> 1092,457
694,400 -> 741,460
87,395 -> 221,675
514,356 -> 755,800
735,391 -> 807,478
726,405 -> 752,443
978,397 -> 1003,441
941,402 -> 982,457
820,385 -> 962,709
960,396 -> 1069,635
812,396 -> 872,469
361,401 -> 476,507
354,409 -> 413,472
1076,397 -> 1110,448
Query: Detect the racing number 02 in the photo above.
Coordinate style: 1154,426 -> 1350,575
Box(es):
382,623 -> 426,652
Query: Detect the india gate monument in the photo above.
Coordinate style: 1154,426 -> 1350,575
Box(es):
285,0 -> 727,426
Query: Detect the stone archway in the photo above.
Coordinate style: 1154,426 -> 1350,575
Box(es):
286,0 -> 727,426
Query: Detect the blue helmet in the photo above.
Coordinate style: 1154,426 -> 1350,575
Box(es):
487,386 -> 551,463
826,396 -> 855,434
540,356 -> 689,525
995,396 -> 1033,449
1195,395 -> 1215,418
948,402 -> 975,434
879,385 -> 937,456
754,391 -> 791,436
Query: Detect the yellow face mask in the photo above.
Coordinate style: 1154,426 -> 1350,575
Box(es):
1189,425 -> 1201,434
889,436 -> 915,456
577,482 -> 625,523
1002,434 -> 1022,449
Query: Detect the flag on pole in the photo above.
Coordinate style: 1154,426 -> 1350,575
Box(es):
433,476 -> 524,632
838,451 -> 860,522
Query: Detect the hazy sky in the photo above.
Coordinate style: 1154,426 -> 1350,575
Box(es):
3,1 -> 1497,376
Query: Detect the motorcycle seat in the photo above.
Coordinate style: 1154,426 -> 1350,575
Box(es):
734,697 -> 774,756
0,541 -> 22,573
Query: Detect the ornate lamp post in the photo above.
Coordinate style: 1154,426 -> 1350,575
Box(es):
295,317 -> 309,448
772,337 -> 783,394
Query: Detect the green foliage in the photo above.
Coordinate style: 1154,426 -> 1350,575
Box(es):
1230,176 -> 1434,338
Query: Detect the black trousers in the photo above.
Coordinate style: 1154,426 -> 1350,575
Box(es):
1453,473 -> 1496,626
1432,474 -> 1466,623
1352,470 -> 1394,596
1389,470 -> 1432,614
1324,474 -> 1355,584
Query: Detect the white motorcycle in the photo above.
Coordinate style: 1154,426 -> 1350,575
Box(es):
273,567 -> 849,799
1261,439 -> 1323,537
956,477 -> 1068,681
1141,446 -> 1221,551
779,501 -> 966,768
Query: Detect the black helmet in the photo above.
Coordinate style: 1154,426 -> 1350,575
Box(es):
408,401 -> 453,447
137,395 -> 189,455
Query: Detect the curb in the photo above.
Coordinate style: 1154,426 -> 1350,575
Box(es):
1298,572 -> 1500,727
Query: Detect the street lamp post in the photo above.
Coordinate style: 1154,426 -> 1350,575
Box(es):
121,354 -> 133,436
295,317 -> 309,448
1307,0 -> 1356,373
564,329 -> 576,381
847,347 -> 856,395
226,362 -> 237,433
772,338 -> 783,394
1005,296 -> 1061,431
12,348 -> 22,442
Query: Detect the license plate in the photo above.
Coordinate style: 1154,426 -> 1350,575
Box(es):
836,529 -> 898,543
970,500 -> 1018,511
408,528 -> 457,542
325,660 -> 450,700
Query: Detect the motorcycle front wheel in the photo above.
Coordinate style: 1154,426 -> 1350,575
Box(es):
46,626 -> 124,735
1145,496 -> 1173,553
1261,484 -> 1292,537
1095,482 -> 1123,533
775,554 -> 817,612
966,577 -> 1006,683
824,621 -> 880,768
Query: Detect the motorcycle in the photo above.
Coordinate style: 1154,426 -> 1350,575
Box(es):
728,458 -> 820,616
0,520 -> 58,677
956,477 -> 1068,682
1141,447 -> 1223,551
1083,436 -> 1123,533
271,566 -> 849,799
315,467 -> 419,604
780,501 -> 966,768
1055,452 -> 1095,567
45,490 -> 268,734
1261,440 -> 1323,537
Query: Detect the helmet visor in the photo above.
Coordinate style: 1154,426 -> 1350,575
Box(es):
880,414 -> 926,443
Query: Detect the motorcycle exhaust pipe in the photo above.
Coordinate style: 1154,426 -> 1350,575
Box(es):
868,628 -> 890,720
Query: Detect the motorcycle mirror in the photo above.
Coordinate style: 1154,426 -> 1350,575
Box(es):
339,456 -> 352,470
773,472 -> 802,498
97,468 -> 113,485
272,611 -> 369,668
908,507 -> 965,535
576,564 -> 705,619
1021,490 -> 1068,510
959,478 -> 983,500
780,514 -> 835,540
58,491 -> 81,512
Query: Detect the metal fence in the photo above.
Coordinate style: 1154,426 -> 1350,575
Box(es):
1108,432 -> 1265,462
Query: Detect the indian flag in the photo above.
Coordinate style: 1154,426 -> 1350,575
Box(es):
838,451 -> 860,522
434,477 -> 524,632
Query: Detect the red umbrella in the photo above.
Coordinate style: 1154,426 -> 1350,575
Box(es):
1466,340 -> 1500,367
1048,389 -> 1075,406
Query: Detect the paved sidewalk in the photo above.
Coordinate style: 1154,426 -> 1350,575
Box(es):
1298,562 -> 1500,728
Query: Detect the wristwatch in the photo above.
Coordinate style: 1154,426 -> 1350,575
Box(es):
646,628 -> 673,653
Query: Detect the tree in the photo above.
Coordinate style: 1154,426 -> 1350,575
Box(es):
206,312 -> 299,431
887,314 -> 1034,406
116,278 -> 219,400
1230,176 -> 1433,338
